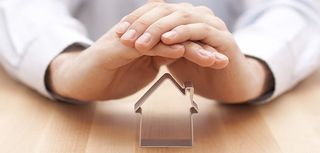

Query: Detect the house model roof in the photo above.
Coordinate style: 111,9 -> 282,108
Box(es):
135,73 -> 198,113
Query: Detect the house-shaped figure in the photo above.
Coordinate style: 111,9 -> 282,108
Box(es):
134,73 -> 199,147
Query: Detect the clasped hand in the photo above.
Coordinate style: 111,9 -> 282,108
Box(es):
48,0 -> 270,103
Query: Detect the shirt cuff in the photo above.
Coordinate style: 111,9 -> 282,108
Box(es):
234,28 -> 295,104
232,5 -> 311,104
16,25 -> 93,100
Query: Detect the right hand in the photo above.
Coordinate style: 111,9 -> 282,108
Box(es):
47,24 -> 185,102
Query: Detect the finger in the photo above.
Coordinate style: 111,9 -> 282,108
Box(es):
201,45 -> 229,69
134,10 -> 219,52
115,3 -> 160,36
120,4 -> 177,48
182,41 -> 216,67
162,23 -> 208,43
142,42 -> 185,59
161,23 -> 234,51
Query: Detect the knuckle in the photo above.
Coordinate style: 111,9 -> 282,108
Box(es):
150,22 -> 164,32
134,19 -> 149,28
120,15 -> 128,22
125,14 -> 140,23
221,31 -> 236,49
182,41 -> 193,47
196,5 -> 214,14
224,31 -> 234,40
178,10 -> 192,20
189,42 -> 202,51
159,4 -> 174,12
201,23 -> 212,32
203,44 -> 213,50
174,25 -> 187,32
215,17 -> 227,30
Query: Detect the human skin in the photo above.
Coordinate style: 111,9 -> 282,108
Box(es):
46,3 -> 220,101
118,1 -> 274,103
48,1 -> 274,103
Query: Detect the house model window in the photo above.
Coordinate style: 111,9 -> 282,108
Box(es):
134,73 -> 199,147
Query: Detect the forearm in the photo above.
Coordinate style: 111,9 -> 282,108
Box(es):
0,0 -> 92,99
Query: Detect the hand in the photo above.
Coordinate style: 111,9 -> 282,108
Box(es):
116,1 -> 229,69
118,2 -> 274,103
47,24 -> 185,102
47,1 -> 229,102
163,20 -> 274,103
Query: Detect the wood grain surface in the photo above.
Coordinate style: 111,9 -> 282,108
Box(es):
0,66 -> 319,153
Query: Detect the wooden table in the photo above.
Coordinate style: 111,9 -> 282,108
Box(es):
0,66 -> 319,153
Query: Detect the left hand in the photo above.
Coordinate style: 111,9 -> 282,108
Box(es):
158,13 -> 274,103
117,2 -> 274,103
162,22 -> 274,103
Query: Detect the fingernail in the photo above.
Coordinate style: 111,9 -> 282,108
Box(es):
121,29 -> 136,40
136,33 -> 152,44
116,22 -> 130,34
214,52 -> 228,61
162,31 -> 177,39
198,49 -> 214,57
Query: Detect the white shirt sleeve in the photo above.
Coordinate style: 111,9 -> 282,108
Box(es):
233,0 -> 320,104
0,0 -> 93,98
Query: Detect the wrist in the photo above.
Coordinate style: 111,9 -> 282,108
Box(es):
246,56 -> 275,99
46,45 -> 84,100
216,50 -> 275,103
